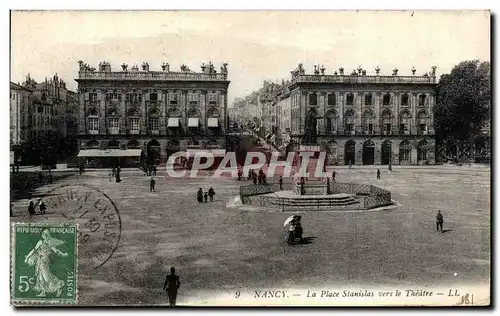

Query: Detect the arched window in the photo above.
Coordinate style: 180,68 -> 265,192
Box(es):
417,110 -> 428,134
325,110 -> 338,134
399,110 -> 411,134
417,140 -> 429,161
344,109 -> 356,134
362,109 -> 374,135
127,139 -> 140,149
399,140 -> 411,164
382,109 -> 393,134
107,139 -> 120,149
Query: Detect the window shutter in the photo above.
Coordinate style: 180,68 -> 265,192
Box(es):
85,93 -> 89,101
145,93 -> 150,101
106,93 -> 110,101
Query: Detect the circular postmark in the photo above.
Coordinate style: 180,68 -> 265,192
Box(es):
41,184 -> 121,271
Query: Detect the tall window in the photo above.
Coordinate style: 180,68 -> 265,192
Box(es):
169,93 -> 178,104
364,94 -> 372,105
108,118 -> 119,128
126,93 -> 142,102
90,93 -> 98,101
346,94 -> 354,106
129,117 -> 140,131
401,93 -> 409,106
149,93 -> 158,101
149,117 -> 159,131
383,94 -> 391,106
385,123 -> 392,133
419,94 -> 427,106
309,93 -> 317,106
88,117 -> 99,132
327,94 -> 336,106
209,93 -> 217,104
188,93 -> 198,105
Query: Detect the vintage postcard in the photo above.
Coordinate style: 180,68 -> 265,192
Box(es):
9,10 -> 490,307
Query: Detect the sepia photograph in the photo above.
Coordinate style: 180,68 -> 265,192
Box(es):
8,10 -> 491,307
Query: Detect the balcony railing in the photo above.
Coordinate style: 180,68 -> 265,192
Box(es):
79,71 -> 228,81
88,130 -> 99,135
292,74 -> 437,85
108,128 -> 120,135
129,129 -> 140,135
85,100 -> 101,106
149,130 -> 160,135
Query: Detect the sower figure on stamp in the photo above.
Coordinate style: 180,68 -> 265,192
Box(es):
436,210 -> 444,233
24,230 -> 68,297
163,267 -> 181,306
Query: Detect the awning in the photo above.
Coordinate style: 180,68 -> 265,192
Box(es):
168,117 -> 180,127
188,118 -> 199,127
77,149 -> 142,158
186,149 -> 226,158
207,118 -> 219,127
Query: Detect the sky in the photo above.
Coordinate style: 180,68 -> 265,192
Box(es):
10,10 -> 490,105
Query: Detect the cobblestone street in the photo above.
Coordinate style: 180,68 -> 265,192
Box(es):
10,165 -> 490,305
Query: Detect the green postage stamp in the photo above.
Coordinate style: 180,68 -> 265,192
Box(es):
11,223 -> 78,305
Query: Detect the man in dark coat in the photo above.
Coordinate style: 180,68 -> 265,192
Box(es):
197,188 -> 204,203
332,169 -> 336,182
279,176 -> 283,190
163,267 -> 181,306
208,187 -> 215,201
436,210 -> 444,233
150,177 -> 155,192
377,169 -> 381,180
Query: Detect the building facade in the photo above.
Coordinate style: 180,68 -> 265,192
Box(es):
252,64 -> 437,165
75,61 -> 230,165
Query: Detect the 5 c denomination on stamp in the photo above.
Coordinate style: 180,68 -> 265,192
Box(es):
11,223 -> 78,305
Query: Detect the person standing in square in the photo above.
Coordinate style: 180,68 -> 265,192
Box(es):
163,267 -> 181,306
436,210 -> 444,233
150,177 -> 155,192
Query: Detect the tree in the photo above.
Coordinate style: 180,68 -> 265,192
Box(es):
435,60 -> 490,161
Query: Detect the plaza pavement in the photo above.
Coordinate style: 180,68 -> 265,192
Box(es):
10,165 -> 490,306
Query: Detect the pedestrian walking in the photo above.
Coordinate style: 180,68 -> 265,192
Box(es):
112,167 -> 116,177
163,267 -> 181,306
38,198 -> 47,215
153,165 -> 157,176
150,177 -> 156,192
197,188 -> 204,203
436,210 -> 444,233
204,192 -> 208,203
332,170 -> 336,182
208,187 -> 215,201
28,201 -> 35,218
279,176 -> 283,190
377,169 -> 381,180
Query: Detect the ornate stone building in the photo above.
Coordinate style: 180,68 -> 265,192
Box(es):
264,64 -> 438,165
76,61 -> 230,166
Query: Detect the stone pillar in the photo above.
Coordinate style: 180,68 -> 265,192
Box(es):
180,90 -> 187,134
79,91 -> 87,134
99,90 -> 106,135
375,92 -> 381,134
393,92 -> 399,133
159,90 -> 167,135
428,138 -> 436,164
355,140 -> 363,165
338,92 -> 344,133
140,90 -> 147,134
428,92 -> 435,134
374,139 -> 382,165
119,89 -> 126,135
199,90 -> 206,134
392,139 -> 400,165
411,141 -> 418,165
